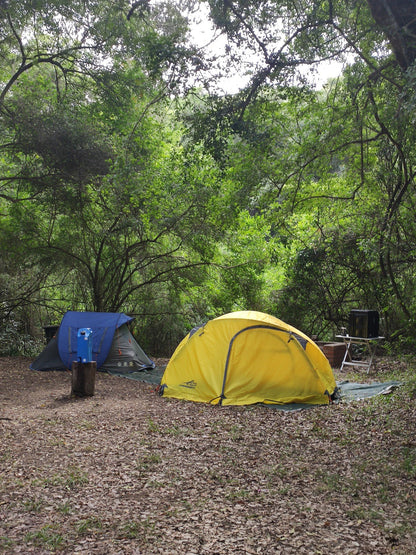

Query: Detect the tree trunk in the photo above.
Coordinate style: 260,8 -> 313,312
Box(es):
367,0 -> 416,70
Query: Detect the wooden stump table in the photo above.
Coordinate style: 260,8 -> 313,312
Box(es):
71,361 -> 97,397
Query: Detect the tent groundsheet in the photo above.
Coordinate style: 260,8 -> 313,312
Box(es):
335,380 -> 402,401
111,369 -> 402,410
108,365 -> 166,384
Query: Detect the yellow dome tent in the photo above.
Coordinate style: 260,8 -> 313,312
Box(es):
160,311 -> 336,406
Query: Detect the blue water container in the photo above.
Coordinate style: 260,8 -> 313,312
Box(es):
77,328 -> 93,363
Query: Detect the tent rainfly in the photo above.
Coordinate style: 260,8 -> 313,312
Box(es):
159,311 -> 336,406
30,311 -> 154,373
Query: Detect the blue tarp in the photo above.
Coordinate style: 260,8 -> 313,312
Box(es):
57,311 -> 134,369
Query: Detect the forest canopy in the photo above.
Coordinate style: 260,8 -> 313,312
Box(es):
1,0 -> 416,355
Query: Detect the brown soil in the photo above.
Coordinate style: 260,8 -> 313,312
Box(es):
0,356 -> 415,554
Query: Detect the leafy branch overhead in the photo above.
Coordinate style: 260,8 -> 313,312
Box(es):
1,0 -> 416,350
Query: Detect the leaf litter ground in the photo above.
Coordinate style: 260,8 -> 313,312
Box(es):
0,356 -> 415,554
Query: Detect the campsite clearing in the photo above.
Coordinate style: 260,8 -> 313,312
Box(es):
0,356 -> 415,554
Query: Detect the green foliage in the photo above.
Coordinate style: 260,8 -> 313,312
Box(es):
24,525 -> 64,550
1,0 -> 416,354
0,310 -> 44,357
273,231 -> 382,338
76,517 -> 103,535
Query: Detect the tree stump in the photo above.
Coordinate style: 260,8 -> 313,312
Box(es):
71,361 -> 97,397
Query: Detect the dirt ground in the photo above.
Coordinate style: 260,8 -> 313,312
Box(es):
0,356 -> 415,554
